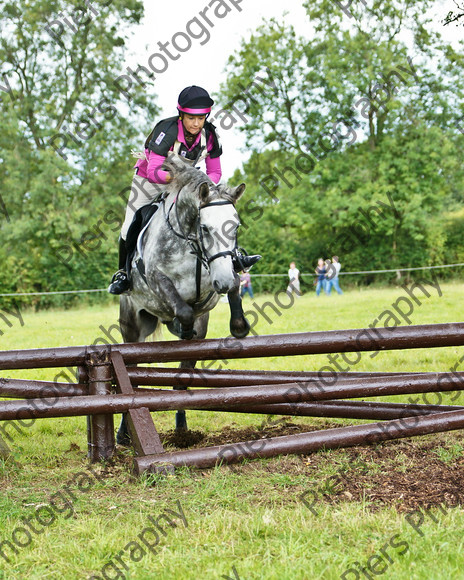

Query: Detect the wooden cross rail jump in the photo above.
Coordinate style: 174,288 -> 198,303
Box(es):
1,323 -> 464,472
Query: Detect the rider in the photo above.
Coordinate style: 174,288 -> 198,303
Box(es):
108,85 -> 261,295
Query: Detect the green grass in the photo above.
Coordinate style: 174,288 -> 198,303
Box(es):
1,281 -> 464,579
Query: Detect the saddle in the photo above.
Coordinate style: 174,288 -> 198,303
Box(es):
125,202 -> 160,277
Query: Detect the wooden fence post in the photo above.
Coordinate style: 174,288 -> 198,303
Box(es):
85,348 -> 115,461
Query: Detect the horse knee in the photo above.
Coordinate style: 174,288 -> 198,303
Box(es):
176,304 -> 194,328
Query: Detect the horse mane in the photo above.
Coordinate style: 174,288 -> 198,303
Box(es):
162,152 -> 212,189
161,152 -> 239,205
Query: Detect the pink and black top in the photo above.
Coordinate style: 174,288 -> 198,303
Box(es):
134,116 -> 222,184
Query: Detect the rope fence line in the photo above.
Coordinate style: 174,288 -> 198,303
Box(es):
0,289 -> 107,297
1,262 -> 463,297
256,262 -> 464,277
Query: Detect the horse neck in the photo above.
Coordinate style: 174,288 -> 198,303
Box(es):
166,185 -> 199,233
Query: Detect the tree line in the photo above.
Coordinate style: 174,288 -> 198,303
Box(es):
0,0 -> 462,306
218,0 -> 464,292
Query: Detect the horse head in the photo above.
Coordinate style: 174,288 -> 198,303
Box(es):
162,153 -> 246,295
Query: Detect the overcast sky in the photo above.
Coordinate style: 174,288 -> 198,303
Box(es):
124,1 -> 462,180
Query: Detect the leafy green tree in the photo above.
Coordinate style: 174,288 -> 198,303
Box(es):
221,1 -> 464,154
238,122 -> 461,292
224,0 -> 464,287
0,0 -> 158,305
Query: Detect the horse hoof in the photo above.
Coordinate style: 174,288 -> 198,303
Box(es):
230,317 -> 250,339
166,317 -> 183,338
180,326 -> 196,340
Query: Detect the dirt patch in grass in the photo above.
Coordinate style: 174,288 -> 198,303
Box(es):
157,420 -> 464,512
321,442 -> 464,512
162,429 -> 206,448
160,418 -> 342,448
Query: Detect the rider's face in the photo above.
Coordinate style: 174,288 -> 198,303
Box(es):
182,114 -> 206,135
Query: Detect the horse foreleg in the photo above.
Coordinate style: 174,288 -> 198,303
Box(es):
148,268 -> 195,336
174,313 -> 210,432
228,286 -> 250,339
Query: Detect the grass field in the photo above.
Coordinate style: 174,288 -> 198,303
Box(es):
1,279 -> 464,579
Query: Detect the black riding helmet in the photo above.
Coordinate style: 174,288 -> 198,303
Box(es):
177,86 -> 214,115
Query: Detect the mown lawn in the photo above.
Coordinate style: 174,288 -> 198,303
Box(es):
1,278 -> 464,579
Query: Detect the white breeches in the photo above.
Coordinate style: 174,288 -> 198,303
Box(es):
121,175 -> 165,240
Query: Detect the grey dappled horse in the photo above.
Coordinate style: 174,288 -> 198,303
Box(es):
117,153 -> 250,441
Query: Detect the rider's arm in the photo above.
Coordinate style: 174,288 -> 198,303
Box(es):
205,155 -> 222,184
145,127 -> 221,184
146,151 -> 172,184
205,128 -> 222,184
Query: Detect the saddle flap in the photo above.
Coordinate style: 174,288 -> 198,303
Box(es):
125,203 -> 160,275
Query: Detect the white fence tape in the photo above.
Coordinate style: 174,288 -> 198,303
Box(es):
1,262 -> 463,297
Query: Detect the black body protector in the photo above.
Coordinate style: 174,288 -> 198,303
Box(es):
145,116 -> 222,164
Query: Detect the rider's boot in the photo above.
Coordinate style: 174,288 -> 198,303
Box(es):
233,249 -> 262,273
108,238 -> 130,295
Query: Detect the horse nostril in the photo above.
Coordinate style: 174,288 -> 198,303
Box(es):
213,280 -> 221,292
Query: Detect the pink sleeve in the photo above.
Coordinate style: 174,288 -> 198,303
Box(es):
206,155 -> 222,184
146,150 -> 170,184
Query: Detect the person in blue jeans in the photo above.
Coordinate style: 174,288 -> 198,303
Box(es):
315,258 -> 328,296
326,255 -> 343,295
240,271 -> 254,298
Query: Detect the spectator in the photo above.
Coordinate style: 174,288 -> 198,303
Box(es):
327,255 -> 343,295
287,261 -> 301,297
240,271 -> 254,299
324,259 -> 332,294
315,258 -> 328,296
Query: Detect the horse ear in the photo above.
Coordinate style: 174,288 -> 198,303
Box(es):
232,183 -> 246,202
199,182 -> 210,203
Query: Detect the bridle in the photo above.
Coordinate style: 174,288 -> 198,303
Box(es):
138,184 -> 241,307
199,200 -> 241,264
